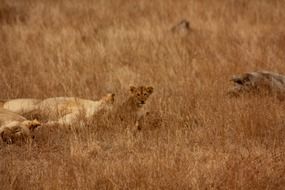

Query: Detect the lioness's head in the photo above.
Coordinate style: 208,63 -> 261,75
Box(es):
22,119 -> 41,131
228,73 -> 253,97
130,86 -> 154,107
228,72 -> 274,97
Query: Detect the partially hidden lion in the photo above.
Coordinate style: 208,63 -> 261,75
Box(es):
0,93 -> 115,126
114,86 -> 154,130
0,108 -> 41,144
36,93 -> 115,126
228,70 -> 285,100
0,98 -> 42,115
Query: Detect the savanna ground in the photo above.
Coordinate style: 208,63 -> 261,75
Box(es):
0,0 -> 285,189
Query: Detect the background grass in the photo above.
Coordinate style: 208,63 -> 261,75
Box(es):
0,0 -> 285,189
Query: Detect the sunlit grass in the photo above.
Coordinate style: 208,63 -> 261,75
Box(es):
0,0 -> 284,189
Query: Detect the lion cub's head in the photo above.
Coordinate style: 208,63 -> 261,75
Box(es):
130,86 -> 153,107
102,93 -> 115,104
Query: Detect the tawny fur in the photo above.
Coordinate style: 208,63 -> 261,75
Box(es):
114,86 -> 154,130
0,108 -> 26,126
37,93 -> 115,126
0,109 -> 41,144
1,98 -> 42,115
228,71 -> 285,100
0,120 -> 40,144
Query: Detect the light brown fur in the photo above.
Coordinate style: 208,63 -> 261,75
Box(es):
0,108 -> 41,144
0,108 -> 26,126
38,93 -> 115,126
0,119 -> 41,144
228,71 -> 285,100
115,86 -> 154,130
1,98 -> 42,115
0,94 -> 115,126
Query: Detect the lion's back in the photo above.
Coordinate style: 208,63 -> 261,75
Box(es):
3,98 -> 41,114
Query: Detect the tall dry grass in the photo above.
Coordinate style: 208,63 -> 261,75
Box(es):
0,0 -> 285,189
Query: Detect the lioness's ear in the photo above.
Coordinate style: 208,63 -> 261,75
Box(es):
130,86 -> 136,93
147,86 -> 154,94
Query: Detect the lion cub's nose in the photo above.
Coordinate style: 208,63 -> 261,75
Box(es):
141,100 -> 145,104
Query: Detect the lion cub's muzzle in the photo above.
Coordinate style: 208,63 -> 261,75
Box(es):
137,101 -> 145,107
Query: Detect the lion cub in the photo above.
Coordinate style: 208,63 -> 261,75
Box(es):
115,86 -> 154,130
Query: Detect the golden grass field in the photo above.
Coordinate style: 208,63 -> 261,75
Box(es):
0,0 -> 285,189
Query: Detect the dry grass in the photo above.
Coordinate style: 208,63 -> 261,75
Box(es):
0,0 -> 285,189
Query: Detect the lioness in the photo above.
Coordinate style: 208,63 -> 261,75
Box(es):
228,71 -> 285,100
1,98 -> 42,115
0,108 -> 41,144
36,93 -> 115,126
0,120 -> 40,144
0,93 -> 115,126
0,108 -> 26,125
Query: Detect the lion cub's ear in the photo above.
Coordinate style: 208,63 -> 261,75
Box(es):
108,93 -> 115,103
111,93 -> 115,102
130,86 -> 137,93
146,86 -> 154,94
